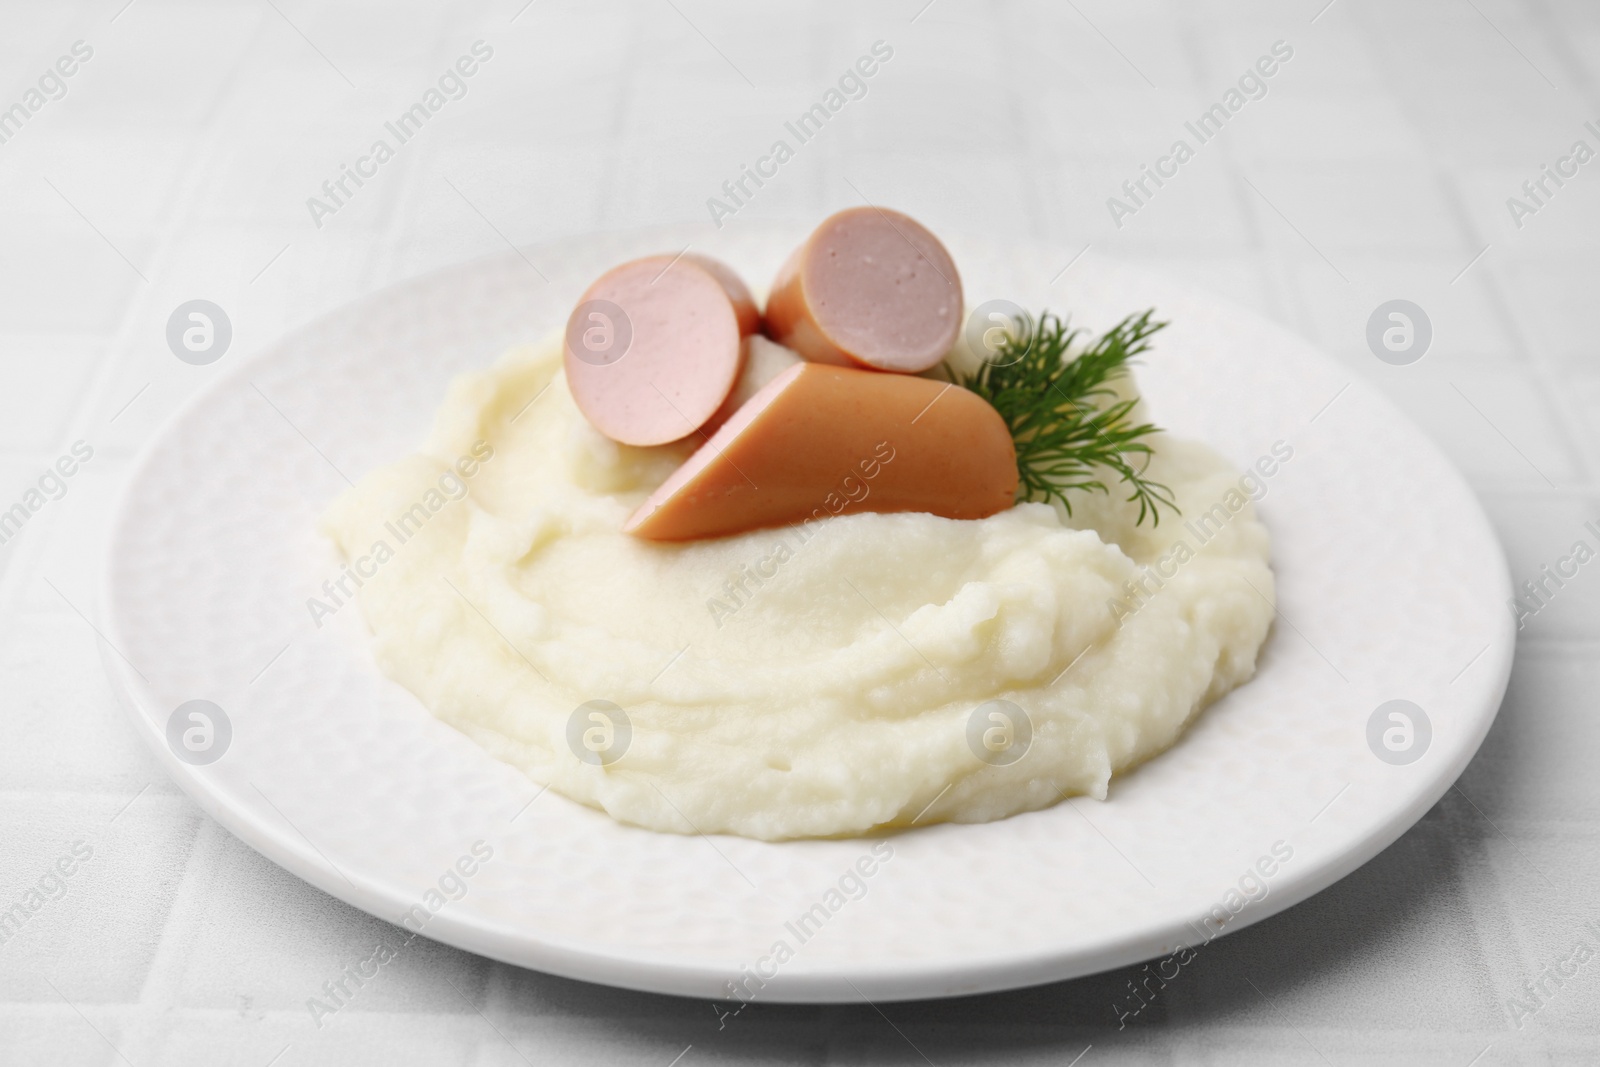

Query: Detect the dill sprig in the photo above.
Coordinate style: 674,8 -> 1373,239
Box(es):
953,308 -> 1178,527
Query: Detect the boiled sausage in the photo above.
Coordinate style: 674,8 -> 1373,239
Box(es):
564,255 -> 756,447
625,363 -> 1016,541
764,207 -> 962,374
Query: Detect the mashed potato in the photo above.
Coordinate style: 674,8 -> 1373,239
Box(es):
321,334 -> 1275,841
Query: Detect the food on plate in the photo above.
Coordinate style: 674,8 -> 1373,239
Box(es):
321,210 -> 1276,841
625,362 -> 1017,541
764,206 -> 962,373
562,254 -> 756,447
954,308 -> 1176,527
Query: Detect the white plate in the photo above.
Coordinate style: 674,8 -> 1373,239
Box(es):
101,226 -> 1513,1003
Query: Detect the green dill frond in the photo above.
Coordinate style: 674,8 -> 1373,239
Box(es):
953,308 -> 1179,527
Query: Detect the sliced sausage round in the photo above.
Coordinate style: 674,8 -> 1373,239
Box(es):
564,255 -> 754,447
764,207 -> 963,374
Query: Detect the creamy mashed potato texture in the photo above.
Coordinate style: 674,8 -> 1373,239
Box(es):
322,333 -> 1275,841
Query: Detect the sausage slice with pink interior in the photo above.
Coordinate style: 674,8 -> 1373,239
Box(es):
764,207 -> 963,374
564,255 -> 757,447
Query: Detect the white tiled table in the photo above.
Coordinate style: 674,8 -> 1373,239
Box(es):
2,1 -> 1597,1063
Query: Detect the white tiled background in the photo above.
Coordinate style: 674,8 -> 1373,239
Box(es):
1,0 -> 1598,1063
